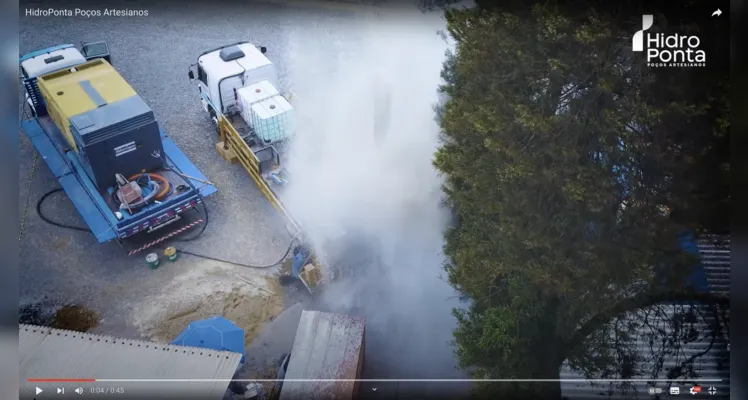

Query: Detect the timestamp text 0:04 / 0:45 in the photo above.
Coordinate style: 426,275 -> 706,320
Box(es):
90,387 -> 125,394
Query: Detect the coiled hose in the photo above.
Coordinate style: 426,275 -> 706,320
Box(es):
130,173 -> 172,200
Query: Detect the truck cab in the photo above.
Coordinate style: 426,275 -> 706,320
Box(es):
188,42 -> 275,125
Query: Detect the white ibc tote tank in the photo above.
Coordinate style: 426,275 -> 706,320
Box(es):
248,94 -> 295,144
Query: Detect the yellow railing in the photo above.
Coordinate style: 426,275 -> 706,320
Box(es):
218,115 -> 301,236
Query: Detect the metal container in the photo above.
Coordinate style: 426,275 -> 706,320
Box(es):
164,246 -> 178,262
37,58 -> 164,190
248,94 -> 294,144
145,253 -> 159,269
237,80 -> 279,110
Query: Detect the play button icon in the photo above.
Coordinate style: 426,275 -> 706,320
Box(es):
35,387 -> 43,395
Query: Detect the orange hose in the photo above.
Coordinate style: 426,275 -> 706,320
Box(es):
129,173 -> 171,200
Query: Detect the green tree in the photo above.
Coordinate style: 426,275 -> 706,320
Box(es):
434,3 -> 729,399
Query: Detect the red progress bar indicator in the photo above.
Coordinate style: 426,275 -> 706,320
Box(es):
28,378 -> 96,382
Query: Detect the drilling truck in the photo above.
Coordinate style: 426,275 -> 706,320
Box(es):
188,42 -> 335,292
21,42 -> 216,254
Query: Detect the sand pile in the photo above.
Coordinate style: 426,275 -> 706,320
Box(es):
133,261 -> 284,346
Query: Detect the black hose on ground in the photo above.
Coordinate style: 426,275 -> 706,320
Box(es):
176,245 -> 295,269
35,187 -> 298,269
36,188 -> 91,232
165,200 -> 299,268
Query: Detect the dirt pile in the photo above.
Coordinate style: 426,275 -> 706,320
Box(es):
133,260 -> 285,346
19,303 -> 99,332
50,305 -> 99,332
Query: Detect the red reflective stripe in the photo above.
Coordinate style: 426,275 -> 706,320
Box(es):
127,218 -> 203,256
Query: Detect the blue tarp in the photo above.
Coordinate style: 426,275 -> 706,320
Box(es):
679,233 -> 709,292
172,316 -> 245,361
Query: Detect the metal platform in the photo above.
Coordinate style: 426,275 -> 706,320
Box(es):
226,114 -> 290,195
218,113 -> 299,235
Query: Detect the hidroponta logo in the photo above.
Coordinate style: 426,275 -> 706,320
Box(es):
632,14 -> 706,67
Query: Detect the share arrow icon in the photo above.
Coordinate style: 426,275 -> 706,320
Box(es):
712,8 -> 722,17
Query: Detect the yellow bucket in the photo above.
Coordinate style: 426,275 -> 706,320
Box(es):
164,246 -> 178,262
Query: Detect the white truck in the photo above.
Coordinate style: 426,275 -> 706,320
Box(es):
188,42 -> 294,142
187,42 -> 335,293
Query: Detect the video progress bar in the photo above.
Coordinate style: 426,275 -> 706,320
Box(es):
28,378 -> 725,383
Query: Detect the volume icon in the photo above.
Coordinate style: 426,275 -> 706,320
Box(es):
75,387 -> 83,395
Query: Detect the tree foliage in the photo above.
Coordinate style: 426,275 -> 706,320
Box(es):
434,2 -> 729,398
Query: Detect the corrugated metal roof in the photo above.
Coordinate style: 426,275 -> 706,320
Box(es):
696,236 -> 730,296
561,236 -> 730,399
20,324 -> 242,399
280,311 -> 365,400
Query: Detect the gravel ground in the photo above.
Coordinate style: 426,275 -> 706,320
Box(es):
19,1 -> 470,398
